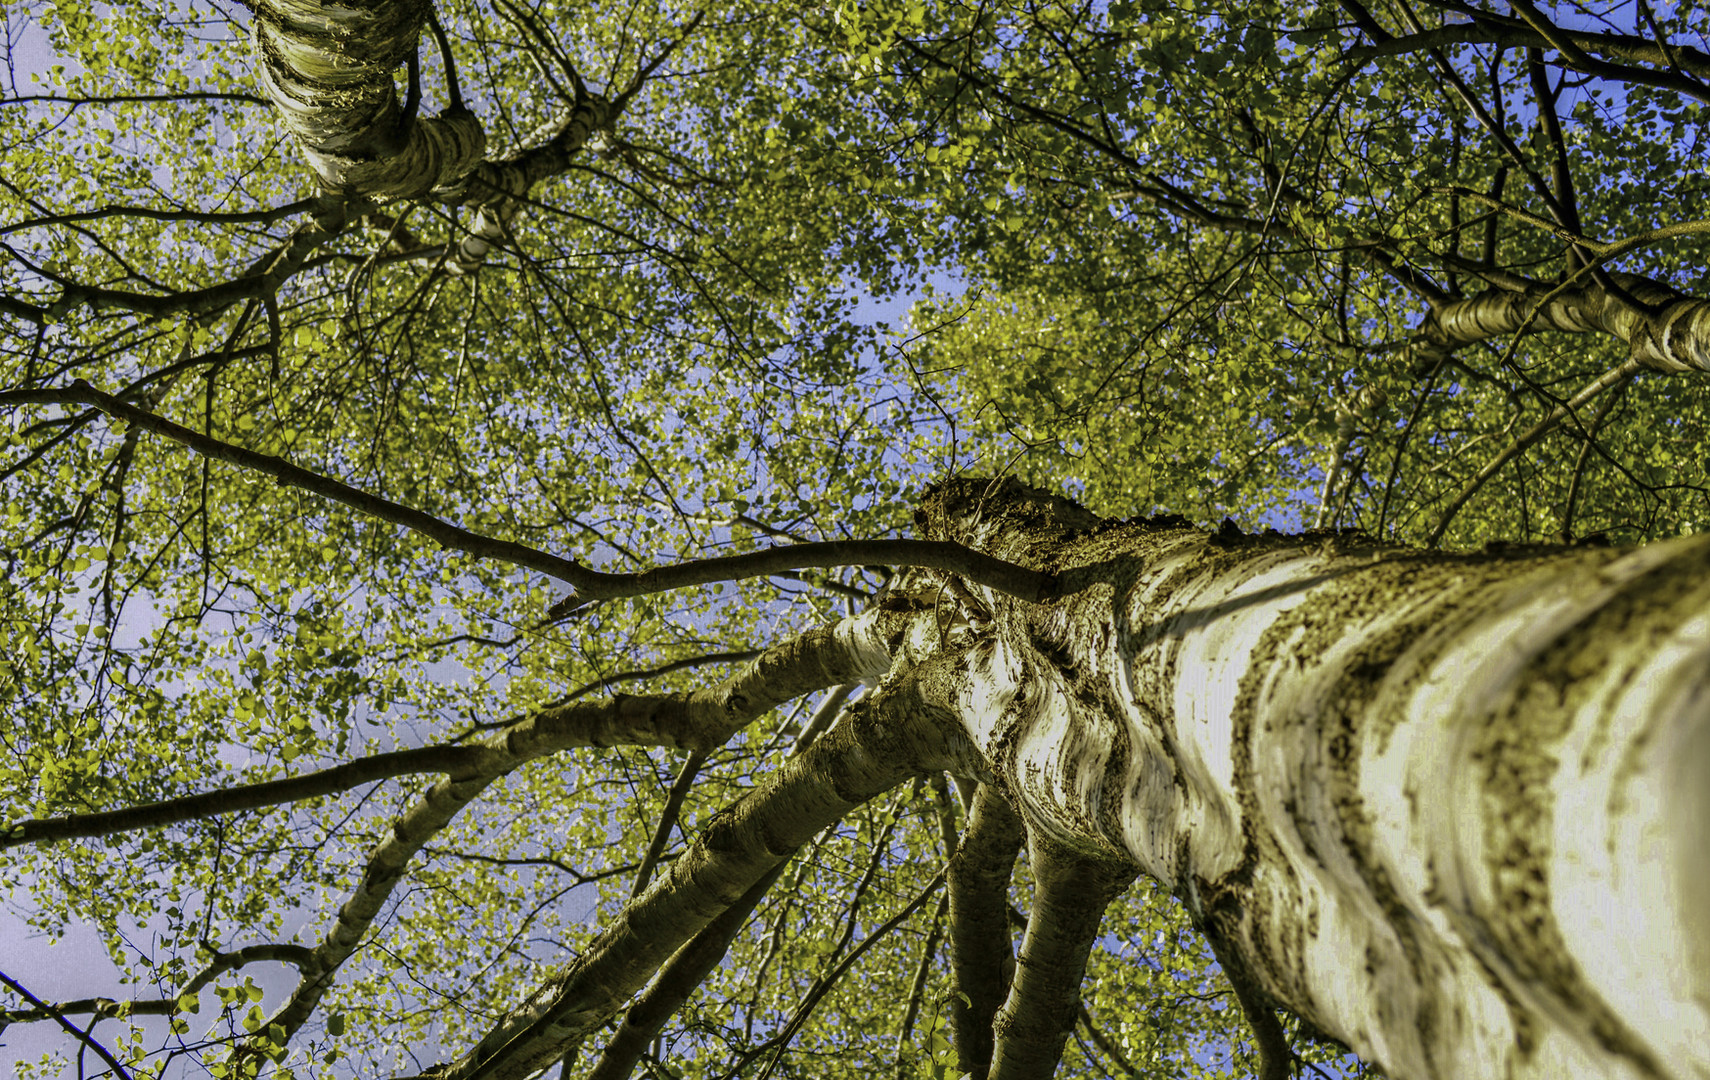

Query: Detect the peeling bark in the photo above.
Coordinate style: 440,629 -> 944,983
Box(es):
250,0 -> 614,228
393,479 -> 1706,1080
440,96 -> 614,274
915,478 -> 1710,1080
1422,272 -> 1710,372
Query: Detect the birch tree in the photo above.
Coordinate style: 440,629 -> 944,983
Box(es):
2,1 -> 1708,1079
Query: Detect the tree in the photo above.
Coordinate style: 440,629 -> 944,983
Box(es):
1,0 -> 1706,1079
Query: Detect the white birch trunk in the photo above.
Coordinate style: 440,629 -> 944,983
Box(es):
254,0 -> 486,196
918,481 -> 1710,1080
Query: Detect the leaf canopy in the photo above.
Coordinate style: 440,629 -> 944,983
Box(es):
2,0 -> 1705,1076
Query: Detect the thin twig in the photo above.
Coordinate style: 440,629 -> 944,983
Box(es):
1427,358 -> 1641,546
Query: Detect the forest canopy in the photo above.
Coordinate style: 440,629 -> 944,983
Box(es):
2,0 -> 1708,1078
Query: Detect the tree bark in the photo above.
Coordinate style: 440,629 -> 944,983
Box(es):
254,0 -> 486,196
1422,272 -> 1710,372
911,478 -> 1709,1080
947,783 -> 1025,1077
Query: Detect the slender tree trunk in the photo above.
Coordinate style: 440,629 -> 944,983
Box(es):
254,0 -> 486,195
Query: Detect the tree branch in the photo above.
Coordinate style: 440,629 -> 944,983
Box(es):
235,609 -> 907,1064
4,196 -> 356,320
0,197 -> 322,238
892,893 -> 951,1080
1423,272 -> 1710,373
753,871 -> 947,1080
0,382 -> 1058,608
628,750 -> 708,899
0,970 -> 136,1080
0,745 -> 490,849
1427,358 -> 1642,546
418,659 -> 961,1080
987,839 -> 1134,1080
947,783 -> 1025,1078
1076,1001 -> 1142,1077
1346,14 -> 1710,102
0,378 -> 590,580
583,861 -> 789,1080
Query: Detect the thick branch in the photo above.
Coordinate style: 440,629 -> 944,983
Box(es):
552,539 -> 1061,612
254,0 -> 485,196
1347,17 -> 1710,101
414,657 -> 969,1080
1423,272 -> 1710,372
441,92 -> 613,275
163,614 -> 892,1064
582,863 -> 789,1080
947,784 -> 1026,1078
987,840 -> 1134,1080
243,772 -> 495,1063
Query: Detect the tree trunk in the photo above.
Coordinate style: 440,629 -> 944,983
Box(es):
909,479 -> 1709,1080
383,478 -> 1705,1080
254,0 -> 486,195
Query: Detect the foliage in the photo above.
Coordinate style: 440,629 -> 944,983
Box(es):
834,0 -> 1710,538
1,0 -> 1705,1076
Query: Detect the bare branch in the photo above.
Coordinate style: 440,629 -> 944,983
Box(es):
628,750 -> 708,898
0,197 -> 322,238
0,970 -> 136,1080
760,879 -> 947,1080
891,894 -> 951,1080
0,378 -> 589,583
1427,358 -> 1642,547
2,383 -> 1058,609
